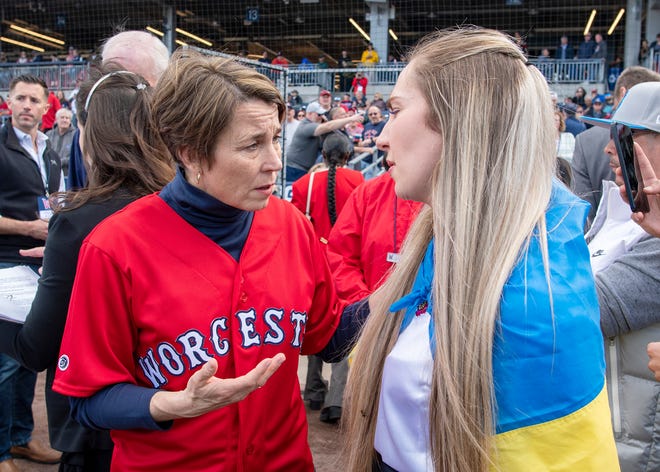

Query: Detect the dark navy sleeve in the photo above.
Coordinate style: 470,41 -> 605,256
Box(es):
319,298 -> 370,363
66,129 -> 87,190
69,383 -> 173,431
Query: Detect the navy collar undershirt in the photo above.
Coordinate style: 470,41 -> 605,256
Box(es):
159,167 -> 253,261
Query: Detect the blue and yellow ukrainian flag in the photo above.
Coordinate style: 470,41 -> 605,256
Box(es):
492,181 -> 619,471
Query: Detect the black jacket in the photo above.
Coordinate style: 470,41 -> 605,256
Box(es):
0,123 -> 61,264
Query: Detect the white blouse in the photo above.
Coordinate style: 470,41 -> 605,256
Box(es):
375,311 -> 434,471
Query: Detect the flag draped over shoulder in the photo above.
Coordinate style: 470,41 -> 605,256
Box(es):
492,181 -> 619,471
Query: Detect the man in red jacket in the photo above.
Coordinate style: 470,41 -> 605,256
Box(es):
39,91 -> 61,132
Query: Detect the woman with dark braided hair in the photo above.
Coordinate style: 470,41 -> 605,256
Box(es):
291,132 -> 364,423
326,134 -> 354,226
291,132 -> 363,244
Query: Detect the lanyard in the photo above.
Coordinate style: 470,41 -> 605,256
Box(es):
37,153 -> 50,196
19,133 -> 50,195
392,196 -> 398,253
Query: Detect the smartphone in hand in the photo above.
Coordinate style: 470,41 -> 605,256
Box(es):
612,123 -> 650,213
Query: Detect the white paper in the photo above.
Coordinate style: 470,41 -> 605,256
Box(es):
0,266 -> 39,324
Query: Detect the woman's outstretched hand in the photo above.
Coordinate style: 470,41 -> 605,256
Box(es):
149,353 -> 286,421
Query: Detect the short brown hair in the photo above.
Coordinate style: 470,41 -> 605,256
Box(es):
9,75 -> 48,100
152,50 -> 286,168
614,66 -> 660,100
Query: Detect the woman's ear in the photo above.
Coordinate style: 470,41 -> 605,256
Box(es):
177,145 -> 193,168
177,146 -> 201,185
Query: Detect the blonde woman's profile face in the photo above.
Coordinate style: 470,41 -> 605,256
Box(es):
377,64 -> 442,204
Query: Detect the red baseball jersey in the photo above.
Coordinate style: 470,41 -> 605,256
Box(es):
327,172 -> 423,303
54,194 -> 342,471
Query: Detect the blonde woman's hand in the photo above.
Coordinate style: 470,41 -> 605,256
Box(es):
149,353 -> 286,421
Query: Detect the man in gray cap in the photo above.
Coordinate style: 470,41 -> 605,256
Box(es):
572,66 -> 660,228
285,101 -> 363,184
581,81 -> 660,471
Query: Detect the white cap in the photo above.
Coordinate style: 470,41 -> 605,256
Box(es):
306,102 -> 326,115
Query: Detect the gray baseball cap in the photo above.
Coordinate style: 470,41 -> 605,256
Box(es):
580,82 -> 660,132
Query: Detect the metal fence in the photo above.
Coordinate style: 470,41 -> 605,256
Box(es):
0,62 -> 88,92
649,50 -> 660,74
274,64 -> 405,90
0,57 -> 609,93
527,58 -> 605,85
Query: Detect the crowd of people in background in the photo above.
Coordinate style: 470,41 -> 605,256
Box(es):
2,28 -> 659,105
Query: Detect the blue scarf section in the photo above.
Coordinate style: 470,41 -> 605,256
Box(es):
389,239 -> 436,354
159,167 -> 253,261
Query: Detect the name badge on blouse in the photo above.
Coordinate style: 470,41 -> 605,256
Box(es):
386,252 -> 400,263
37,197 -> 53,221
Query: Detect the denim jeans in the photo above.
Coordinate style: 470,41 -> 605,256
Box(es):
0,262 -> 38,461
0,354 -> 36,461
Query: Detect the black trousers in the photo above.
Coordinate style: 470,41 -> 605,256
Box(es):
59,449 -> 112,472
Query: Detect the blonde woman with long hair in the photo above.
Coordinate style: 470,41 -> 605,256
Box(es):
343,28 -> 619,471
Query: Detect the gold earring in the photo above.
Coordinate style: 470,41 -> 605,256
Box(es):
196,171 -> 201,184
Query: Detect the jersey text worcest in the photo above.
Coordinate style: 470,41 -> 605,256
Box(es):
137,308 -> 307,388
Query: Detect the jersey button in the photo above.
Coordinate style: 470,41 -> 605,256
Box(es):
246,445 -> 254,455
240,292 -> 248,302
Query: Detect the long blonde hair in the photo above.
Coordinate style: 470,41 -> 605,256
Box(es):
343,27 -> 556,472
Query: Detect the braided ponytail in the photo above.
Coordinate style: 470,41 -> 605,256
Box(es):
322,132 -> 352,226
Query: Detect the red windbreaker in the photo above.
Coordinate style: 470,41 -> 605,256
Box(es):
327,172 -> 423,303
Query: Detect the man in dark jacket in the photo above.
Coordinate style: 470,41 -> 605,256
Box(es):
0,75 -> 63,471
576,32 -> 597,81
577,32 -> 596,59
555,35 -> 575,60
